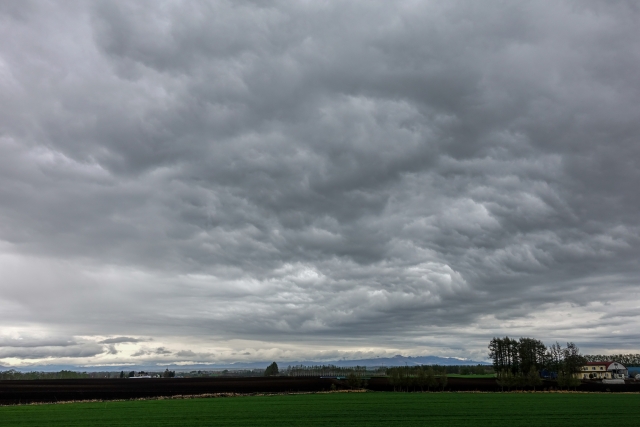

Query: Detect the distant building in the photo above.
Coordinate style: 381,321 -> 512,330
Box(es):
575,362 -> 627,380
627,367 -> 640,379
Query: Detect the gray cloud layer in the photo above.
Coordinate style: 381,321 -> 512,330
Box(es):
1,1 -> 639,365
98,337 -> 146,344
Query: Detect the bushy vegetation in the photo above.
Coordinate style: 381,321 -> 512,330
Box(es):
283,365 -> 372,377
182,369 -> 265,378
430,364 -> 492,375
386,366 -> 444,392
282,363 -> 490,379
495,368 -> 543,391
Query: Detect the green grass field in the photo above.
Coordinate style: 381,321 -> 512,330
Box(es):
1,392 -> 639,426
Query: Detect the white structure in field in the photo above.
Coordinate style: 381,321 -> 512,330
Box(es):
576,361 -> 627,380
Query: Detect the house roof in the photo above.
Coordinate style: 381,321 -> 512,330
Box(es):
585,362 -> 613,368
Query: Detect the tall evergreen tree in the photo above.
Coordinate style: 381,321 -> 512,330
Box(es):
518,337 -> 546,373
563,342 -> 586,377
264,362 -> 279,376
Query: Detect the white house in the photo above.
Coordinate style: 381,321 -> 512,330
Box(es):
576,361 -> 627,380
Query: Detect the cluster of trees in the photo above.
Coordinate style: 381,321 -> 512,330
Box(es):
386,366 -> 447,392
488,337 -> 586,390
495,369 -> 544,391
176,369 -> 264,378
0,370 -> 90,380
584,354 -> 640,367
283,364 -> 372,377
282,364 -> 489,378
430,364 -> 491,375
124,371 -> 146,378
264,362 -> 279,376
346,372 -> 364,389
117,370 -> 176,378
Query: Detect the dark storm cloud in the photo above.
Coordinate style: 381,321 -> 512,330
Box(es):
1,1 -> 639,364
155,347 -> 172,355
175,350 -> 197,358
128,347 -> 172,357
0,337 -> 77,348
0,343 -> 105,360
131,349 -> 151,358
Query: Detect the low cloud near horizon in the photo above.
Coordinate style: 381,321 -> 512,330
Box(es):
1,0 -> 639,368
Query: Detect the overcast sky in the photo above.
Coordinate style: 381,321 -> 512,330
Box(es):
1,0 -> 639,368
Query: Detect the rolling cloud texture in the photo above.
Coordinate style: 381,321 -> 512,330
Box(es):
1,1 -> 639,366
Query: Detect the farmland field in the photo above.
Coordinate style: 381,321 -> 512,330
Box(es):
2,376 -> 637,404
1,392 -> 639,426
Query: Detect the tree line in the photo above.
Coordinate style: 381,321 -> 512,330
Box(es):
279,363 -> 455,391
386,366 -> 448,392
283,364 -> 373,377
488,337 -> 587,390
429,364 -> 491,375
280,363 -> 490,378
0,370 -> 90,380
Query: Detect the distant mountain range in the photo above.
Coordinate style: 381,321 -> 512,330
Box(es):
4,355 -> 489,372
